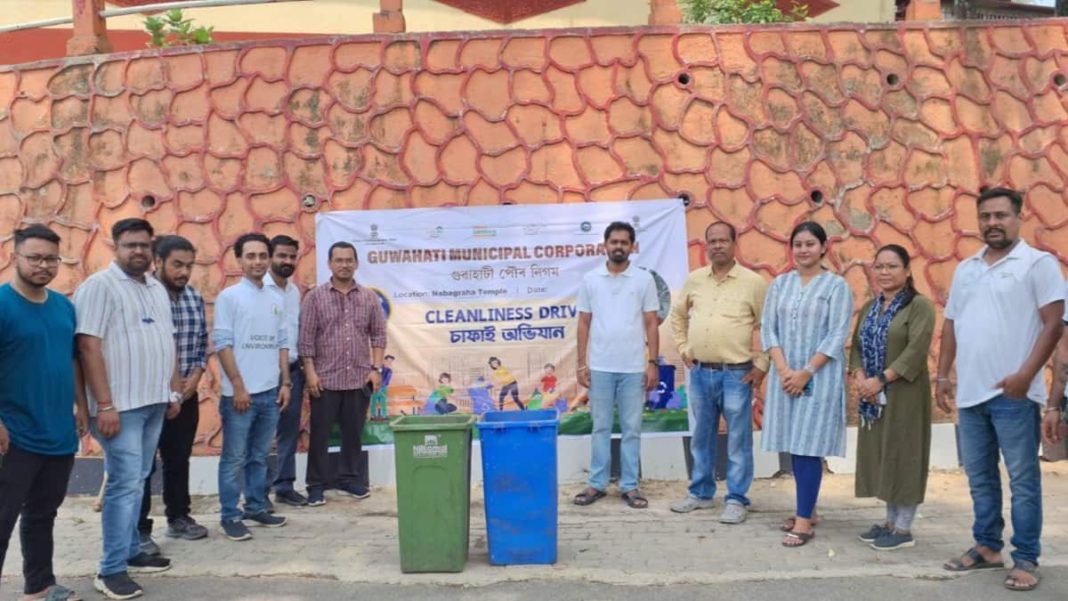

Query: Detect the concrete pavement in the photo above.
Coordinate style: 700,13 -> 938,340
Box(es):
3,463 -> 1067,595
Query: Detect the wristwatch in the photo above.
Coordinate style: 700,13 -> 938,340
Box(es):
169,391 -> 183,405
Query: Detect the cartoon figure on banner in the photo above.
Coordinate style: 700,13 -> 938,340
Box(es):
468,376 -> 495,415
424,372 -> 458,415
368,354 -> 393,421
528,363 -> 563,411
489,356 -> 525,410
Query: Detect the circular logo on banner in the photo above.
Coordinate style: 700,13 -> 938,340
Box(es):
370,287 -> 392,321
580,221 -> 592,232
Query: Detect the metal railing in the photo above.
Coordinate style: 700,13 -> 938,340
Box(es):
0,0 -> 311,35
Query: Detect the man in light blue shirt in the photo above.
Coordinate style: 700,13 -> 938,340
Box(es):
214,233 -> 292,542
573,221 -> 660,510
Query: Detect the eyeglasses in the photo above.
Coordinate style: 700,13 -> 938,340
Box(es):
17,254 -> 61,266
872,263 -> 904,272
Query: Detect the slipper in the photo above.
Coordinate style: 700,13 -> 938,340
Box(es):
782,530 -> 815,548
1004,559 -> 1040,592
621,490 -> 648,509
780,513 -> 820,532
573,488 -> 607,506
943,547 -> 1005,572
26,584 -> 82,601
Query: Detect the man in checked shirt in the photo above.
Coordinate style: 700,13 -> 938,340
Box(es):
299,242 -> 387,507
138,236 -> 210,550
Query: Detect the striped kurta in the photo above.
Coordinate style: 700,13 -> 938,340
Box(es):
760,270 -> 853,458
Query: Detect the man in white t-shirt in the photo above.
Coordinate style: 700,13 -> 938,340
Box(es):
572,222 -> 659,510
936,187 -> 1064,591
214,233 -> 292,542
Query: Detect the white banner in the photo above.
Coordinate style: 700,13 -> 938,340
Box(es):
314,199 -> 688,419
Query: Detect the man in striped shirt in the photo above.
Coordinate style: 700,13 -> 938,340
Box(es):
299,242 -> 387,507
75,218 -> 182,600
138,236 -> 210,552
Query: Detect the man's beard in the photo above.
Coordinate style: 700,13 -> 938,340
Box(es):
272,264 -> 295,278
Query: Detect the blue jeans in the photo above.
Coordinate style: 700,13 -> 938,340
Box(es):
958,395 -> 1043,565
218,389 -> 280,522
589,370 -> 644,493
687,365 -> 754,505
90,403 -> 166,576
269,364 -> 305,494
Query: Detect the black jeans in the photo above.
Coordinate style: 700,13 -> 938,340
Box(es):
306,388 -> 369,490
139,394 -> 199,532
0,444 -> 74,594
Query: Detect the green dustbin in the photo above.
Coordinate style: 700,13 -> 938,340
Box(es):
389,414 -> 476,573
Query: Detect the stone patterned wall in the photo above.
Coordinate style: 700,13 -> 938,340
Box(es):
2,22 -> 1067,453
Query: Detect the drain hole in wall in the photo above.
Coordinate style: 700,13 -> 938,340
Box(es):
141,195 -> 156,210
1054,73 -> 1067,89
677,72 -> 692,86
810,190 -> 824,205
301,193 -> 317,209
678,192 -> 692,207
885,73 -> 900,87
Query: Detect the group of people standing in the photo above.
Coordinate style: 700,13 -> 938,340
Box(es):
0,219 -> 387,600
572,187 -> 1068,593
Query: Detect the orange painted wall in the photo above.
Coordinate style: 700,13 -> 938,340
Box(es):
2,22 -> 1067,454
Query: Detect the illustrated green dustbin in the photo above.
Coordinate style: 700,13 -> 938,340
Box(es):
389,414 -> 476,573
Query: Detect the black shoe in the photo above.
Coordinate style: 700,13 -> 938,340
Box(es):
336,482 -> 370,500
243,511 -> 288,528
127,551 -> 172,573
275,489 -> 308,507
307,487 -> 326,507
166,515 -> 209,540
219,519 -> 253,541
94,571 -> 143,600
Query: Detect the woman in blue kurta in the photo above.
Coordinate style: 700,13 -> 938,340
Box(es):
760,222 -> 853,548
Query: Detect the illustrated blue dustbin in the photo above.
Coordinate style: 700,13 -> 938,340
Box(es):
477,410 -> 558,565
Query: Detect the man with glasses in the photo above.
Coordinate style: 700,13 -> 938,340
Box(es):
299,242 -> 387,507
76,218 -> 183,599
0,225 -> 86,601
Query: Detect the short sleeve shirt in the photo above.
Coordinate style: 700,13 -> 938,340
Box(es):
945,240 -> 1064,407
576,262 -> 660,374
0,285 -> 78,455
73,262 -> 176,413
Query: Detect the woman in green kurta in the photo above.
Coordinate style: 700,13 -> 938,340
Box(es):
849,244 -> 936,551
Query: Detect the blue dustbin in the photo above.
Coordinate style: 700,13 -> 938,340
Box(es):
477,410 -> 558,565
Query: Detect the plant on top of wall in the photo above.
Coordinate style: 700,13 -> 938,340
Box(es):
143,9 -> 215,48
681,0 -> 809,23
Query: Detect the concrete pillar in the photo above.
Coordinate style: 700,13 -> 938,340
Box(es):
374,0 -> 406,33
67,0 -> 112,56
905,0 -> 943,20
649,0 -> 683,25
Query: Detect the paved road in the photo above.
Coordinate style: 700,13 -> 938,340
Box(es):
60,571 -> 1068,601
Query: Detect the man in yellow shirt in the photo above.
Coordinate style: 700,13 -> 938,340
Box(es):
669,222 -> 768,525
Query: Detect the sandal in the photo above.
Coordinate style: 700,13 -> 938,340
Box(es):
782,530 -> 815,548
780,513 -> 820,532
1004,560 -> 1040,592
573,487 -> 607,506
943,547 -> 1005,572
26,585 -> 82,601
621,490 -> 648,509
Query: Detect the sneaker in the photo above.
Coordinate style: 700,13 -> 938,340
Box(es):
871,530 -> 916,551
137,532 -> 160,557
858,524 -> 891,543
243,511 -> 288,528
307,487 -> 326,507
166,515 -> 209,540
669,495 -> 715,513
336,482 -> 371,500
219,519 -> 253,541
94,572 -> 143,600
127,551 -> 171,573
718,500 -> 748,524
275,489 -> 309,507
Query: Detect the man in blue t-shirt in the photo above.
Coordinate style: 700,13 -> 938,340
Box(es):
0,225 -> 86,601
